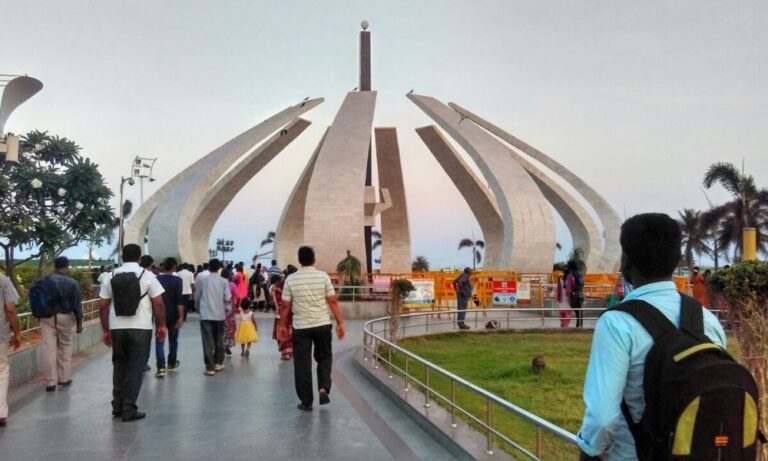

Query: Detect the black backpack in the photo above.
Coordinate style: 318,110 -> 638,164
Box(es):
110,270 -> 148,317
609,295 -> 760,460
29,276 -> 60,318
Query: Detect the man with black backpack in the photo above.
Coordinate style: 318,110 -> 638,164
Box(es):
577,213 -> 747,460
99,244 -> 166,422
41,257 -> 83,392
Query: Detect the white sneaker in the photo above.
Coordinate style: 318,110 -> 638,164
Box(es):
214,364 -> 225,372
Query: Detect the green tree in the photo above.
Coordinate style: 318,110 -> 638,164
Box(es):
702,162 -> 768,260
458,237 -> 484,269
0,130 -> 115,291
336,250 -> 364,285
677,208 -> 712,269
411,256 -> 430,272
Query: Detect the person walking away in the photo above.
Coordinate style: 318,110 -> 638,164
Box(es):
223,269 -> 238,356
453,268 -> 472,330
235,299 -> 258,357
273,266 -> 297,360
99,244 -> 166,422
42,256 -> 84,391
234,264 -> 248,306
176,263 -> 195,317
689,266 -> 708,306
557,269 -> 572,328
279,246 -> 344,411
0,273 -> 21,427
97,266 -> 112,288
566,261 -> 585,328
195,258 -> 229,376
155,258 -> 185,378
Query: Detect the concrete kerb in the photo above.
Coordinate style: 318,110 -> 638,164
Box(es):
354,348 -> 516,461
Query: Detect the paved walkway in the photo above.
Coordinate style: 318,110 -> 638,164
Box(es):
1,314 -> 456,461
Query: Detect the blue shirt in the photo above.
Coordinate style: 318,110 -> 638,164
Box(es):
576,281 -> 726,459
194,271 -> 229,321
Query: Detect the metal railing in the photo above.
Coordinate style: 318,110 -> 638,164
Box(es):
363,308 -> 586,459
16,298 -> 101,342
333,285 -> 389,302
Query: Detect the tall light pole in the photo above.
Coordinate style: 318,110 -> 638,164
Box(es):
131,156 -> 157,205
216,239 -> 234,265
117,176 -> 136,263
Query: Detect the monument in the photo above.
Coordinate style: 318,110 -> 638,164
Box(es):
126,22 -> 621,274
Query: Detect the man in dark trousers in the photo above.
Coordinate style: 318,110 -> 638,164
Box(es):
155,257 -> 185,378
194,258 -> 229,376
453,267 -> 472,330
99,244 -> 166,422
278,246 -> 344,411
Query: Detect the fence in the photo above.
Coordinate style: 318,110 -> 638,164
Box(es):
17,298 -> 101,342
362,308 -> 587,460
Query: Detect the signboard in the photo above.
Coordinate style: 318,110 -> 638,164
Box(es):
372,275 -> 390,294
517,281 -> 531,301
403,279 -> 435,308
492,280 -> 517,306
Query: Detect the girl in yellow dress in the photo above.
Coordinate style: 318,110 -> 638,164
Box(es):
235,299 -> 258,357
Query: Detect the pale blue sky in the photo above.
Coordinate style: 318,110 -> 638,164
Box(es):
2,0 -> 766,268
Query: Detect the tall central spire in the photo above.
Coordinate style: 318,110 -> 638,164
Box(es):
360,20 -> 371,91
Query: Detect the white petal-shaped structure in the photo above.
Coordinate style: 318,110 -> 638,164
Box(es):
0,76 -> 43,135
374,128 -> 411,273
409,94 -> 556,273
125,99 -> 323,262
448,103 -> 621,272
302,91 -> 377,273
415,125 -> 503,269
189,118 -> 312,263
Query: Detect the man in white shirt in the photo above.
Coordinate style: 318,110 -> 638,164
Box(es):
279,246 -> 344,411
175,263 -> 195,317
99,244 -> 166,422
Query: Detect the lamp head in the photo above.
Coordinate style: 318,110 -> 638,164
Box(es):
361,20 -> 369,31
128,178 -> 135,186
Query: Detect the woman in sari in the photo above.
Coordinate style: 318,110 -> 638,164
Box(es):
222,270 -> 238,356
272,265 -> 297,360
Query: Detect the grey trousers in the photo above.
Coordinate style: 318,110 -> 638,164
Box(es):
200,320 -> 224,371
41,314 -> 74,386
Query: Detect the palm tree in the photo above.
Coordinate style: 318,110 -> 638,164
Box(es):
260,231 -> 276,248
412,256 -> 430,272
458,237 -> 484,269
677,208 -> 712,269
568,247 -> 587,273
702,162 -> 768,260
336,250 -> 364,285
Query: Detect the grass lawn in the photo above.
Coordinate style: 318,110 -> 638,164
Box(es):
393,330 -> 740,460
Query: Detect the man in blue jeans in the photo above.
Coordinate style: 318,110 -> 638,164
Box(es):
453,267 -> 472,330
155,257 -> 185,378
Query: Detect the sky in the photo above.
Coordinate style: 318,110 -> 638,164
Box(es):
2,0 -> 766,269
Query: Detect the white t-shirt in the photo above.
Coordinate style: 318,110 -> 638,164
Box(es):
176,269 -> 195,295
99,262 -> 164,330
282,266 -> 335,330
97,271 -> 111,285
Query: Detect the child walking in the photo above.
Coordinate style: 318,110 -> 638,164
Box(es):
235,299 -> 258,357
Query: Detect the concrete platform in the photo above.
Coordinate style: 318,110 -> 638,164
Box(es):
1,314 -> 456,461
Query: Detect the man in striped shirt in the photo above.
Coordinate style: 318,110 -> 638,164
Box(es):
279,246 -> 344,411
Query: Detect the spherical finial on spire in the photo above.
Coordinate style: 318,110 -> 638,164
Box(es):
361,20 -> 369,31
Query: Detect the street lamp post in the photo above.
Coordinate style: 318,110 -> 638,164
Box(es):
216,239 -> 234,265
132,156 -> 157,205
118,176 -> 136,263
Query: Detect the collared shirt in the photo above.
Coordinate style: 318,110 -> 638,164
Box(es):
49,272 -> 83,323
194,271 -> 229,321
99,262 -> 164,330
577,281 -> 726,459
455,272 -> 472,297
282,266 -> 335,330
268,265 -> 283,280
0,275 -> 19,342
175,269 -> 195,295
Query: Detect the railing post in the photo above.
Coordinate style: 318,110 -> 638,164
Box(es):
363,331 -> 368,361
373,338 -> 379,369
451,379 -> 457,427
424,367 -> 431,408
388,347 -> 393,379
536,424 -> 542,458
425,313 -> 429,333
486,399 -> 494,455
506,309 -> 510,329
404,355 -> 409,392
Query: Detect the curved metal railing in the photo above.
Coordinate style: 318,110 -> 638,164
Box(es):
16,298 -> 101,341
362,308 -> 589,460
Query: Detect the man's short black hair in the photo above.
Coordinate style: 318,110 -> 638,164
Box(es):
271,259 -> 277,266
54,256 -> 69,270
298,246 -> 315,266
209,258 -> 222,272
620,213 -> 681,280
140,255 -> 154,269
122,244 -> 141,263
202,262 -> 209,270
164,257 -> 177,271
